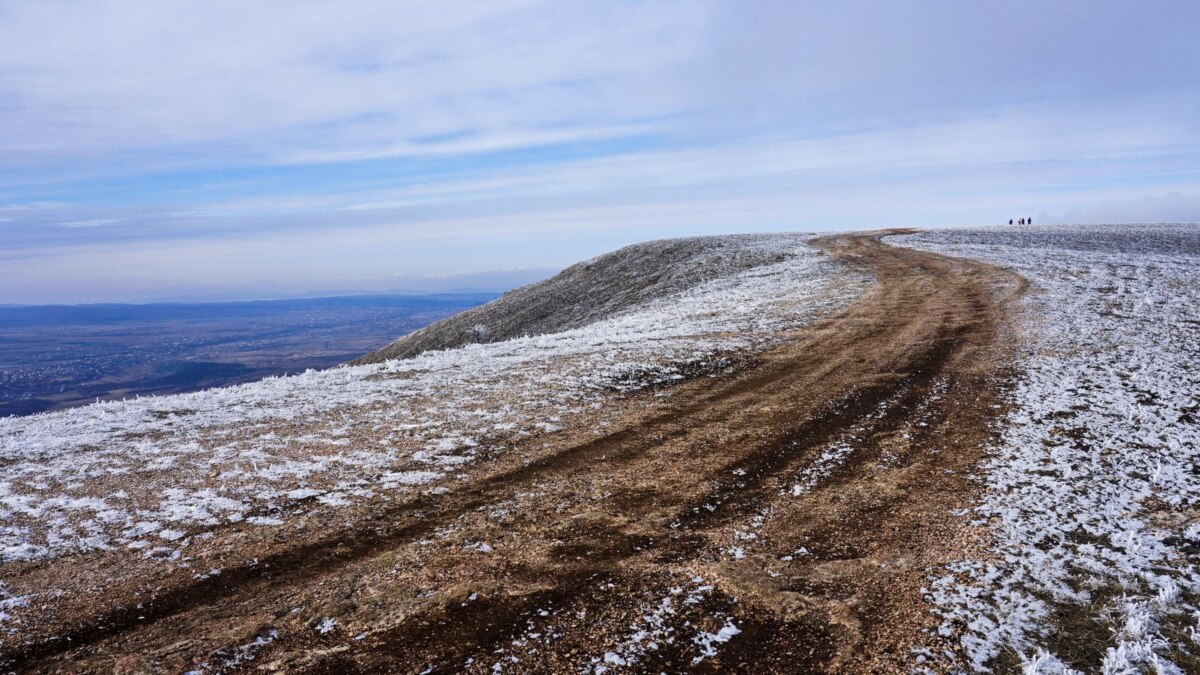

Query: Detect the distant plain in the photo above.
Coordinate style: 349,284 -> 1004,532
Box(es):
0,294 -> 496,416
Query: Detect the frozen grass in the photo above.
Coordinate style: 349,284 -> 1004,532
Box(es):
0,234 -> 867,571
898,225 -> 1200,673
584,575 -> 739,672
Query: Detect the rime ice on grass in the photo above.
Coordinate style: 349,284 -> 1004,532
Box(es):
899,225 -> 1200,673
0,235 -> 867,573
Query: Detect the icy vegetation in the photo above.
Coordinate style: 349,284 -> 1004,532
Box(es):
0,234 -> 866,569
356,234 -> 805,362
898,225 -> 1200,673
586,576 -> 739,671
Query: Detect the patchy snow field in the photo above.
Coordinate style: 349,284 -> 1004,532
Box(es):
16,224 -> 1195,672
897,225 -> 1200,673
0,234 -> 866,573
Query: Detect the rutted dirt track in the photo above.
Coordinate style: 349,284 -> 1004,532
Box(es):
7,231 -> 1026,673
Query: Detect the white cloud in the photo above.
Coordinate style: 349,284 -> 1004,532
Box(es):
2,1 -> 1200,303
0,0 -> 702,164
58,218 -> 123,228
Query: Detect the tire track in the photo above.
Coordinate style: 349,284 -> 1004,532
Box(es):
8,231 -> 1026,673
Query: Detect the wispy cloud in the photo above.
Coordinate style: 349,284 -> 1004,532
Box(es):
0,1 -> 698,165
58,218 -> 123,228
1,1 -> 1198,303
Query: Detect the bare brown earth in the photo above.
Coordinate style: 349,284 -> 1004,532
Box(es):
4,231 -> 1027,673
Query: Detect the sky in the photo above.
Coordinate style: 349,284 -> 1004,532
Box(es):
1,0 -> 1199,304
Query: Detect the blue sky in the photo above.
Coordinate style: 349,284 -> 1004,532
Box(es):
2,0 -> 1199,304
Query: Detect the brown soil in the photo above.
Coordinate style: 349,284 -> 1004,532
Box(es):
3,231 -> 1026,673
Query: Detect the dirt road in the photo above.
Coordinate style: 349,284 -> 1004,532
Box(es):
6,231 -> 1026,673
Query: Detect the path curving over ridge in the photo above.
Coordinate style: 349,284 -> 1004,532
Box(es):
6,231 -> 1027,673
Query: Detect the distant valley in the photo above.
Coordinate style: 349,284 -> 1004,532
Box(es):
0,293 -> 496,416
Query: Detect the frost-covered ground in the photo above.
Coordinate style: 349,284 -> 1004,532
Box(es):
0,234 -> 866,572
897,225 -> 1200,673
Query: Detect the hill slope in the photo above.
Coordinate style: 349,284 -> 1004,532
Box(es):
353,235 -> 795,363
3,227 -> 1199,674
